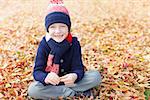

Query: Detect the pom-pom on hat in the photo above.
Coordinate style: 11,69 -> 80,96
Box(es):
45,0 -> 71,32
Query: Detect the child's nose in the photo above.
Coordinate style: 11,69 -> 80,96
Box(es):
55,28 -> 61,33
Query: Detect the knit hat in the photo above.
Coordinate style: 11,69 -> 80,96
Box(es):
45,0 -> 71,32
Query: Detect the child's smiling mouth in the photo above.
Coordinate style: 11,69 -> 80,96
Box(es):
54,34 -> 63,37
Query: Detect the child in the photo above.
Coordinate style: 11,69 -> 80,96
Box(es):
28,0 -> 101,99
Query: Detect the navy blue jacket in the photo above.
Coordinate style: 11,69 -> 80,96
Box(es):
33,36 -> 84,85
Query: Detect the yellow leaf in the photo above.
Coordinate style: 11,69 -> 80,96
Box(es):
0,93 -> 4,98
5,83 -> 11,88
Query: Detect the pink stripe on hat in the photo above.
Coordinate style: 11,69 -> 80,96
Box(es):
47,6 -> 69,15
47,0 -> 69,15
49,0 -> 64,4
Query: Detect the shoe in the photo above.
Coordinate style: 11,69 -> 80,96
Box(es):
75,89 -> 93,97
83,89 -> 93,97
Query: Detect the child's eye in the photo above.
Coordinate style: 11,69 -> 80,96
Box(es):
49,26 -> 55,28
60,25 -> 66,28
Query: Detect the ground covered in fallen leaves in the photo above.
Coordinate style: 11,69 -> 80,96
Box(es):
0,0 -> 150,100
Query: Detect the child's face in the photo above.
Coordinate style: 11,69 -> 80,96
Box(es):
48,23 -> 69,43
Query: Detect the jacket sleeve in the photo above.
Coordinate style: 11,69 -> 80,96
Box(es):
70,38 -> 84,82
33,39 -> 49,85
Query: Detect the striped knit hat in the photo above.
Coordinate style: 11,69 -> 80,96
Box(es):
45,0 -> 71,32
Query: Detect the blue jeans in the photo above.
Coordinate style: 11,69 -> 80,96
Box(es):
28,71 -> 101,99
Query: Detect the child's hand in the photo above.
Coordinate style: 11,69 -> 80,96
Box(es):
60,73 -> 77,86
44,72 -> 60,85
